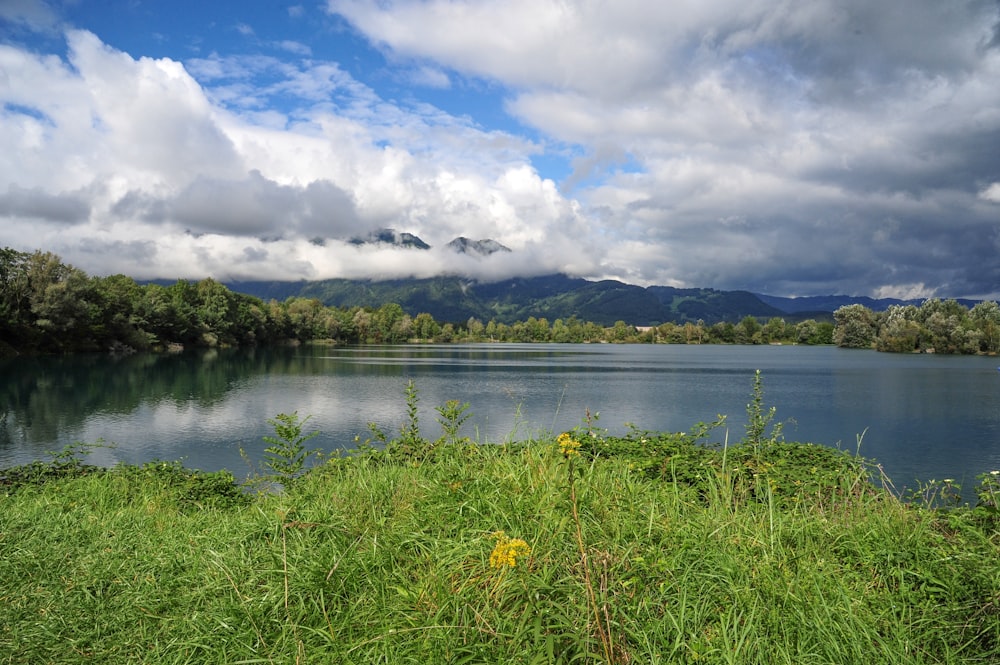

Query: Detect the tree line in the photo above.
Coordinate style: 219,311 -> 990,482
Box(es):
833,299 -> 1000,354
2,247 -> 839,355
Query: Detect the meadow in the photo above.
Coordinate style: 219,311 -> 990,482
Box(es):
1,378 -> 998,664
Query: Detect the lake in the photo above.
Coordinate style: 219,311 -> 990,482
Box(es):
2,344 -> 999,487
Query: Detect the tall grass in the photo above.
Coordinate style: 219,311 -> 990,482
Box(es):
1,396 -> 998,663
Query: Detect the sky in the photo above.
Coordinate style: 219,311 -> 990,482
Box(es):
1,0 -> 999,298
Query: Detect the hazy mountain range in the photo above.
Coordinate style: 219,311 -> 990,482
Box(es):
224,273 -> 955,327
218,232 -> 976,326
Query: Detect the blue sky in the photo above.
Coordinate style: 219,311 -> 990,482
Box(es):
2,0 -> 999,298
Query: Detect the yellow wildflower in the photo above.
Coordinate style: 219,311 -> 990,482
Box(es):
489,530 -> 531,569
557,432 -> 581,458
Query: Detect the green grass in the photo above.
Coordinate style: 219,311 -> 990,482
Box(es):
1,431 -> 998,664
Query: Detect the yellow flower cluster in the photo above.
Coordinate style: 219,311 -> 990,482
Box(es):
489,531 -> 531,569
557,432 -> 581,458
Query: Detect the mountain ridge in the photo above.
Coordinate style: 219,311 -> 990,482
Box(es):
222,273 -> 941,327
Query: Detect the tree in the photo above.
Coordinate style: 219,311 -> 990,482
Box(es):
707,321 -> 736,344
833,304 -> 877,349
762,317 -> 786,344
969,301 -> 1000,353
466,317 -> 485,340
195,278 -> 238,345
0,248 -> 33,347
912,298 -> 977,353
735,316 -> 762,344
373,303 -> 406,343
91,273 -> 148,349
287,298 -> 325,340
609,320 -> 633,342
414,312 -> 440,341
876,305 -> 922,353
24,252 -> 96,350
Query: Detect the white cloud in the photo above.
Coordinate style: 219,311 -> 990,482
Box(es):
0,29 -> 593,282
319,0 -> 1000,297
0,0 -> 60,32
409,65 -> 450,89
2,1 -> 1000,298
981,182 -> 1000,203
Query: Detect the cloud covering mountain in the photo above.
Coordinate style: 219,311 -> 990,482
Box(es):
1,1 -> 999,298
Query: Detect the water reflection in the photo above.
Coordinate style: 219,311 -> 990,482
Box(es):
2,344 -> 999,486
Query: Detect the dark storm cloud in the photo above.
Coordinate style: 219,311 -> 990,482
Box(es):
110,171 -> 362,241
170,171 -> 300,236
0,184 -> 90,223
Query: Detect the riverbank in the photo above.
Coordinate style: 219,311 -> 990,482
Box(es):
2,425 -> 998,664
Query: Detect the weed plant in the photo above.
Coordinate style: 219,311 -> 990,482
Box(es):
1,379 -> 998,663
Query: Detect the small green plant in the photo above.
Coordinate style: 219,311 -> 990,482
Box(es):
262,412 -> 320,486
435,399 -> 472,444
0,441 -> 107,493
904,477 -> 963,508
559,415 -> 617,663
744,369 -> 783,454
364,381 -> 435,462
401,379 -> 421,448
974,470 -> 1000,509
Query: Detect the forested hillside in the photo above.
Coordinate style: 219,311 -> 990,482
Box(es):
0,248 -> 833,355
226,275 -> 793,326
6,247 -> 997,356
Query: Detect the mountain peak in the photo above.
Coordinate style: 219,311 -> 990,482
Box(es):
349,228 -> 430,250
446,237 -> 512,256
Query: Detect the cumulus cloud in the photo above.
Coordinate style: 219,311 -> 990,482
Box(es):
326,0 -> 1000,298
981,182 -> 1000,203
0,26 -> 586,282
1,1 -> 1000,298
0,184 -> 90,224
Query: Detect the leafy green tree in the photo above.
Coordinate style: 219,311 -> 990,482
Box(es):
166,280 -> 200,345
876,305 -> 922,352
373,302 -> 406,343
0,248 -> 33,349
484,319 -> 498,341
761,317 -> 786,343
25,252 -> 96,350
414,312 -> 439,341
969,301 -> 1000,353
735,316 -> 762,344
352,308 -> 373,342
526,316 -> 551,341
91,273 -> 149,349
233,297 -> 272,345
833,304 -> 877,349
609,320 -> 633,342
466,317 -> 484,340
195,278 -> 237,345
287,298 -> 325,340
436,322 -> 456,342
812,321 -> 835,345
707,321 -> 736,344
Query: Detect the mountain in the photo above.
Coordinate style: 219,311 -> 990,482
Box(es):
168,269 -> 979,328
346,230 -> 514,256
348,228 -> 431,249
754,294 -> 919,313
755,294 -> 980,314
446,237 -> 512,256
226,274 -> 797,326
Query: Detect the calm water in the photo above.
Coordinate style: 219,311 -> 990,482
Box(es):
2,344 -> 999,486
